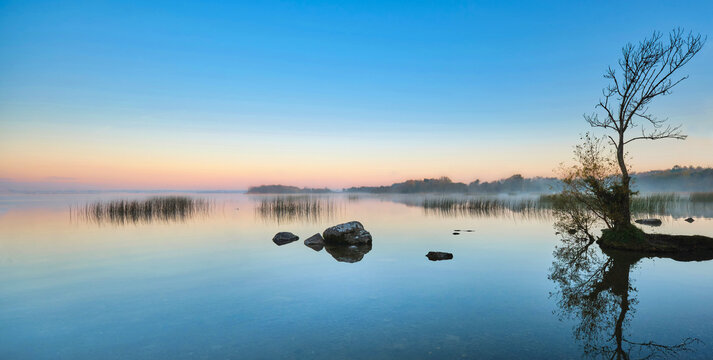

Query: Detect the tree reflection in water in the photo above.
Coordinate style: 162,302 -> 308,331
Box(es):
549,219 -> 707,359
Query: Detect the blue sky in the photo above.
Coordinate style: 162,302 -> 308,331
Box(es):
1,1 -> 712,189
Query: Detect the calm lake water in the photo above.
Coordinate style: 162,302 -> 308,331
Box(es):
1,193 -> 712,359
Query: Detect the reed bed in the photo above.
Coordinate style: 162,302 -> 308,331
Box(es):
74,196 -> 212,225
630,193 -> 682,214
690,192 -> 713,202
418,192 -> 713,219
420,196 -> 551,219
255,195 -> 337,224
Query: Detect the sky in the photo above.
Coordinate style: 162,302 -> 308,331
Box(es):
1,0 -> 712,190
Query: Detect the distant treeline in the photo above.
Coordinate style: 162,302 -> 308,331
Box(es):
246,166 -> 713,194
344,166 -> 713,194
247,185 -> 333,194
345,175 -> 560,194
632,166 -> 713,192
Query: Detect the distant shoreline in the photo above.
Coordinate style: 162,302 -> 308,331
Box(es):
2,166 -> 711,195
249,166 -> 713,194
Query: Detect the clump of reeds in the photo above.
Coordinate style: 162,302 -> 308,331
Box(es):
421,196 -> 548,219
690,192 -> 713,202
419,192 -> 711,219
255,195 -> 336,224
631,193 -> 682,214
75,196 -> 212,225
537,194 -> 562,206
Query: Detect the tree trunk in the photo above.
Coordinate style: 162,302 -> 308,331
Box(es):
614,137 -> 631,230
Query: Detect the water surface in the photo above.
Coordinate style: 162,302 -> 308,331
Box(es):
1,193 -> 712,359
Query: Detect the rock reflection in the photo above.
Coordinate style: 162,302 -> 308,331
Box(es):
550,224 -> 707,359
324,243 -> 372,263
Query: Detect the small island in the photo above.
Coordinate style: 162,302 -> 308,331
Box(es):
246,185 -> 333,194
554,29 -> 713,255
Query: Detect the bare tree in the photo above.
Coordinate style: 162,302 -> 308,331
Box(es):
585,28 -> 705,230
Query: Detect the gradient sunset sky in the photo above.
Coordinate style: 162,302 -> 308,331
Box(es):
1,0 -> 712,190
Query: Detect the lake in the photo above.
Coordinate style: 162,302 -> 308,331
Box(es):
1,193 -> 712,359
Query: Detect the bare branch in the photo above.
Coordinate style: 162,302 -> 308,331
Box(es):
623,124 -> 687,144
585,28 -> 704,182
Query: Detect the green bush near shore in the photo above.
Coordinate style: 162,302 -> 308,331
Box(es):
599,224 -> 648,249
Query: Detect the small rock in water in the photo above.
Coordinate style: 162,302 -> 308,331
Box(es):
304,233 -> 325,251
635,219 -> 662,226
452,232 -> 460,235
454,229 -> 461,231
685,217 -> 695,223
464,230 -> 474,232
272,232 -> 299,246
426,251 -> 453,261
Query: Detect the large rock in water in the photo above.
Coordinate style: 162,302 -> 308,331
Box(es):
323,221 -> 372,245
272,232 -> 299,246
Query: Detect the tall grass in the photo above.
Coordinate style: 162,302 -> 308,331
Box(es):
255,195 -> 337,224
75,196 -> 212,225
690,192 -> 713,202
421,196 -> 549,219
418,192 -> 713,219
541,192 -> 695,216
630,193 -> 681,214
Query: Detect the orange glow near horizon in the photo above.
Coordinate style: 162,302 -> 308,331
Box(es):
2,113 -> 712,190
2,132 -> 712,190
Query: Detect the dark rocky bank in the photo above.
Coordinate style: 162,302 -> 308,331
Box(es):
598,225 -> 713,261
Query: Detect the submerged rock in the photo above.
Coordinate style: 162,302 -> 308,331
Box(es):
324,243 -> 372,263
452,232 -> 460,235
272,232 -> 299,246
634,219 -> 662,226
323,221 -> 372,245
304,233 -> 325,251
685,217 -> 695,223
426,251 -> 453,261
